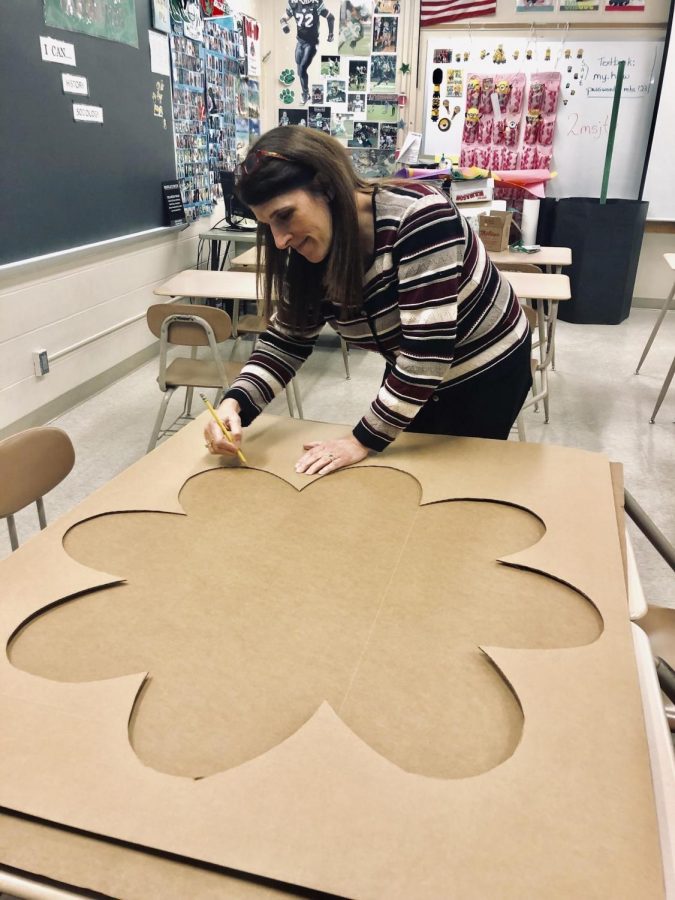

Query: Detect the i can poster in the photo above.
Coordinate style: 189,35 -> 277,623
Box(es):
44,0 -> 139,47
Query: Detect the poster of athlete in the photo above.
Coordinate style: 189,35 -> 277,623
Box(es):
280,1 -> 336,105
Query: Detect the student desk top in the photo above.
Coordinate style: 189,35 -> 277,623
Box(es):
154,268 -> 258,302
488,245 -> 572,273
0,415 -> 671,899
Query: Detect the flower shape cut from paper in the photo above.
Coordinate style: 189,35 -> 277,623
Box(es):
279,87 -> 295,104
279,68 -> 295,85
10,467 -> 602,781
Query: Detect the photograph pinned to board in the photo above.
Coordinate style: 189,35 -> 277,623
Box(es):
321,55 -> 341,77
372,15 -> 398,53
379,121 -> 397,148
338,1 -> 373,56
347,92 -> 366,114
243,16 -> 260,78
560,0 -> 599,9
331,112 -> 355,139
374,0 -> 401,11
183,1 -> 204,42
350,147 -> 397,176
279,108 -> 310,126
44,0 -> 138,46
312,83 -> 325,103
605,0 -> 645,9
309,105 -> 332,132
327,79 -> 347,102
516,0 -> 554,11
370,54 -> 397,91
349,120 -> 379,147
349,59 -> 369,90
151,0 -> 171,32
366,92 -> 398,119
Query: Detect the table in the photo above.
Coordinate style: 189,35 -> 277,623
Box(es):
0,414 -> 670,898
198,226 -> 257,270
230,245 -> 259,269
488,245 -> 572,274
635,253 -> 675,423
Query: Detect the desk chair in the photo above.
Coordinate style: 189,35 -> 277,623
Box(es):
636,253 -> 675,377
146,305 -> 303,452
0,427 -> 75,551
495,262 -> 556,368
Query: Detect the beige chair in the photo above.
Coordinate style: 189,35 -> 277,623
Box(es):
496,261 -> 559,371
146,304 -> 303,452
0,427 -> 75,551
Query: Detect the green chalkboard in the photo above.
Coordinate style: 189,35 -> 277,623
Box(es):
0,0 -> 177,266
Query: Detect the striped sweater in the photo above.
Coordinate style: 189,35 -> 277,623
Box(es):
225,182 -> 529,452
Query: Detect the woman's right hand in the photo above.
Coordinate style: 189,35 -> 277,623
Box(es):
204,398 -> 243,456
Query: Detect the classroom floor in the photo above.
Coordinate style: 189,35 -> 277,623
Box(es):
1,307 -> 674,609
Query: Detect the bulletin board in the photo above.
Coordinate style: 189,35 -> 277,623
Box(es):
422,33 -> 663,200
0,1 -> 178,267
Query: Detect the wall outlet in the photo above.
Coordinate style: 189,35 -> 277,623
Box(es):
33,349 -> 49,377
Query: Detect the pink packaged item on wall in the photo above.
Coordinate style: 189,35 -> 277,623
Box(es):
460,72 -> 526,172
521,72 -> 560,170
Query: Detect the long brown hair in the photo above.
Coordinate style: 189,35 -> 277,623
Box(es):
236,127 -> 372,332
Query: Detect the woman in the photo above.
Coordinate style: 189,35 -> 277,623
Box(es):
204,127 -> 531,475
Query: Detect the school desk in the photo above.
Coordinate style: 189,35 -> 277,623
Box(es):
0,414 -> 670,899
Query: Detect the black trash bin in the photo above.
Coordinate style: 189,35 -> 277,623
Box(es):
549,197 -> 648,324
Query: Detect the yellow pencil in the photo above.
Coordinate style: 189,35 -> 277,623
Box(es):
199,393 -> 247,465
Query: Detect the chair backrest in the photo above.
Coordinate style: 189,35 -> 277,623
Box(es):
521,305 -> 538,331
495,262 -> 543,275
146,303 -> 233,347
0,427 -> 75,519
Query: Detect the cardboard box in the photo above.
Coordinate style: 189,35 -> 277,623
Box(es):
0,415 -> 664,899
451,177 -> 493,205
479,210 -> 512,251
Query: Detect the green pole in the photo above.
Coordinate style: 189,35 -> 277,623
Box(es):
600,59 -> 625,205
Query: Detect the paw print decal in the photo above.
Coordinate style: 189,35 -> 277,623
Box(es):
10,468 -> 601,781
279,87 -> 295,104
279,68 -> 295,85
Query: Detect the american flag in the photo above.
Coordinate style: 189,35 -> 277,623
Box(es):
420,0 -> 497,25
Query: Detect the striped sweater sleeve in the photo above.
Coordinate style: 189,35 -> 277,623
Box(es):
224,312 -> 323,426
353,191 -> 463,452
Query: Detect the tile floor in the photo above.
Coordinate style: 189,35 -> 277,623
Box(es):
2,308 -> 674,607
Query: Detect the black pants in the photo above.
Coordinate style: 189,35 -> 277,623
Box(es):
295,40 -> 317,94
399,334 -> 533,441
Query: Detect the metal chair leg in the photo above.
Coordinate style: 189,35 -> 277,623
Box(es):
147,388 -> 175,453
36,497 -> 47,530
7,515 -> 19,552
340,336 -> 350,379
516,413 -> 526,442
285,385 -> 296,417
292,379 -> 304,419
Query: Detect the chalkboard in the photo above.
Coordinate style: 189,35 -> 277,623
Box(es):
0,1 -> 177,266
422,34 -> 663,201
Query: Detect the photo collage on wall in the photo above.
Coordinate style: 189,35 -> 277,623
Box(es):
169,9 -> 260,220
277,1 -> 402,178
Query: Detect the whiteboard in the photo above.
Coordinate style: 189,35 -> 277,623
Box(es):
422,37 -> 663,200
642,34 -> 675,220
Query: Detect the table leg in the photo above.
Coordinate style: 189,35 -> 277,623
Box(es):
636,282 -> 675,374
649,355 -> 675,424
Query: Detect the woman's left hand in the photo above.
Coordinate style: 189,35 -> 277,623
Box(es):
295,436 -> 369,475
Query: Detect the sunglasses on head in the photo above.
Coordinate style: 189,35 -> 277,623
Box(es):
240,149 -> 291,176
